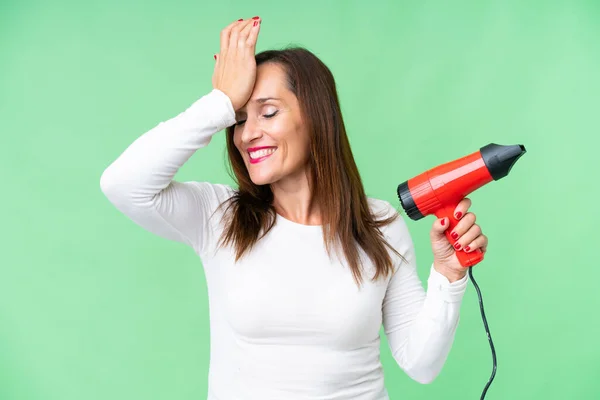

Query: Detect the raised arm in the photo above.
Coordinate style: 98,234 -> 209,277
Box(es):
100,17 -> 263,255
99,89 -> 237,254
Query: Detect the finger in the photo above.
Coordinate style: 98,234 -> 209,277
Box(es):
454,197 -> 472,220
229,19 -> 252,53
449,211 -> 476,241
430,217 -> 450,241
455,223 -> 482,251
238,17 -> 257,48
245,17 -> 261,49
220,19 -> 244,56
465,234 -> 488,253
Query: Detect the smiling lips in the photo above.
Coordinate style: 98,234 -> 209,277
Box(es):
248,146 -> 277,164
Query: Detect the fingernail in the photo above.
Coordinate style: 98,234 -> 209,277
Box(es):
454,242 -> 461,250
213,54 -> 216,60
238,18 -> 243,21
455,211 -> 462,219
252,16 -> 260,19
465,246 -> 471,252
451,231 -> 458,240
253,20 -> 258,27
440,218 -> 445,226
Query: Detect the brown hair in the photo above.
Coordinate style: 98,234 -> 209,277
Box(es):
216,46 -> 405,287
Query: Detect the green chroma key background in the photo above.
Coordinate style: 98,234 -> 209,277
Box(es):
1,0 -> 598,399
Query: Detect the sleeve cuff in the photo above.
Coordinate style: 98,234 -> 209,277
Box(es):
427,264 -> 468,303
210,88 -> 237,128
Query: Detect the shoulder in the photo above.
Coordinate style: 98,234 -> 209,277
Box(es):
367,196 -> 414,251
181,181 -> 237,218
367,197 -> 397,217
188,181 -> 236,200
367,197 -> 403,228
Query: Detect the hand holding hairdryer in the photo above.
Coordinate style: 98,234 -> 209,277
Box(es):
397,143 -> 526,270
427,197 -> 485,279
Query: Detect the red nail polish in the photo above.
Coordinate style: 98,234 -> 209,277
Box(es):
238,18 -> 243,21
213,54 -> 216,60
451,232 -> 458,240
252,16 -> 260,19
454,243 -> 461,250
441,218 -> 445,226
455,211 -> 462,219
253,20 -> 258,27
465,246 -> 471,252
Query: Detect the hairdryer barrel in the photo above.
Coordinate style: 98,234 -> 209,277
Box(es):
397,143 -> 526,267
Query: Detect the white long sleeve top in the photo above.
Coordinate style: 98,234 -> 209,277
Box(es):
99,89 -> 468,400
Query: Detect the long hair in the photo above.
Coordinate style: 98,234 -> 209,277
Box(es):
216,46 -> 405,287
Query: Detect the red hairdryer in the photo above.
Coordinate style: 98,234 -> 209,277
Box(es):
397,143 -> 526,268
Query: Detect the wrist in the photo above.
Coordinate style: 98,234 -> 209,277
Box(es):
433,262 -> 467,283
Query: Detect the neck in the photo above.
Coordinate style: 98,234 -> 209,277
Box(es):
270,169 -> 321,226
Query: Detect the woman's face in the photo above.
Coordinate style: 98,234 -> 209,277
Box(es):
233,63 -> 311,186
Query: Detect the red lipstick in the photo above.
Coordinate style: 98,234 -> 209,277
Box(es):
247,146 -> 277,164
247,146 -> 276,152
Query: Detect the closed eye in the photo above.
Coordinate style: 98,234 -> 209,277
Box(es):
235,110 -> 278,126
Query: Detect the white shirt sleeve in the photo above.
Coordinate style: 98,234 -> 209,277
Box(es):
99,89 -> 237,255
382,211 -> 468,384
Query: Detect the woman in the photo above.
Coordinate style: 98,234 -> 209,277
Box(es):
100,16 -> 488,400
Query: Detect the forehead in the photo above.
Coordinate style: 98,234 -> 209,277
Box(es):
237,63 -> 291,109
254,62 -> 288,93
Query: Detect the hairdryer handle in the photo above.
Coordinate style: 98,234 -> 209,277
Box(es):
434,204 -> 484,268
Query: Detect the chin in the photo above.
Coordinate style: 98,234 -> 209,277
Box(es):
249,172 -> 278,186
250,176 -> 275,186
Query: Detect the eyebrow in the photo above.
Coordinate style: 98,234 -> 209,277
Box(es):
253,97 -> 281,103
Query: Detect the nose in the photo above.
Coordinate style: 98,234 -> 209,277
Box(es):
240,117 -> 263,144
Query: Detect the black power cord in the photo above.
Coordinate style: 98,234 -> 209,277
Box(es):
467,267 -> 497,400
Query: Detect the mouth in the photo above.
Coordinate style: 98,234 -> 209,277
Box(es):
248,147 -> 277,164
